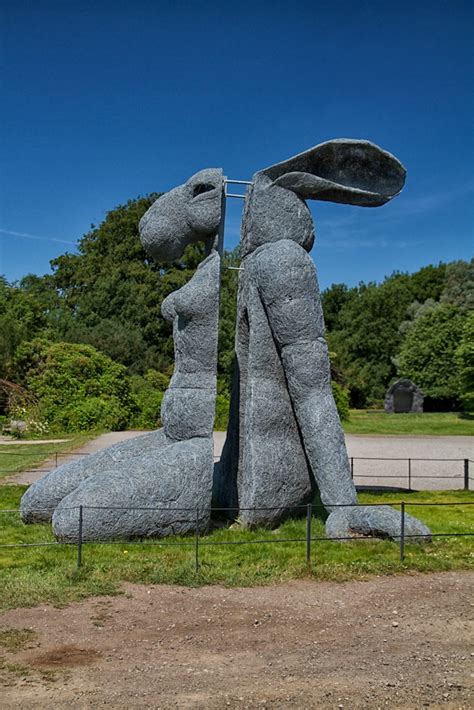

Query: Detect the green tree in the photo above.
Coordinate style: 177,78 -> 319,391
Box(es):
49,194 -> 239,380
440,258 -> 474,312
395,304 -> 465,403
0,277 -> 51,379
456,311 -> 474,412
327,274 -> 416,405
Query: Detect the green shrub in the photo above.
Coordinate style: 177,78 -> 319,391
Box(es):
456,311 -> 474,412
144,369 -> 170,390
332,381 -> 350,420
130,389 -> 164,429
53,396 -> 128,432
17,340 -> 135,433
214,393 -> 230,431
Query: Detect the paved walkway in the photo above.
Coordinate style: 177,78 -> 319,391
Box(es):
6,430 -> 474,490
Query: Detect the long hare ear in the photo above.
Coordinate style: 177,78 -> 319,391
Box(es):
259,139 -> 406,207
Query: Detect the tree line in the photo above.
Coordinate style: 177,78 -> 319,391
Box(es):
0,194 -> 472,434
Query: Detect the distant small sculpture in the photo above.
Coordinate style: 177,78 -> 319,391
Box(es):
21,140 -> 431,543
385,379 -> 424,413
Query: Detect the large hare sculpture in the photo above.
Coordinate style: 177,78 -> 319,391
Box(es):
215,139 -> 429,540
20,140 -> 430,542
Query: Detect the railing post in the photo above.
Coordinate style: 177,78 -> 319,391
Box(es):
77,505 -> 83,569
399,501 -> 405,562
464,459 -> 470,491
350,457 -> 354,479
195,508 -> 199,572
408,459 -> 412,492
306,503 -> 312,565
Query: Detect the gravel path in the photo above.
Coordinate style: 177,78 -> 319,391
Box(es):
5,431 -> 474,490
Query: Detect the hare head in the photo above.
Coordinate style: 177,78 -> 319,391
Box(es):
240,139 -> 406,256
139,168 -> 224,261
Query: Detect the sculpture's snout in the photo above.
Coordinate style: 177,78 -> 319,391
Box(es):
139,168 -> 224,262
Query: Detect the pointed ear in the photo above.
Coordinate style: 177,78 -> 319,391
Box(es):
260,139 -> 406,207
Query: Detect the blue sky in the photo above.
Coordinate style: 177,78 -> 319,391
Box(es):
1,0 -> 473,291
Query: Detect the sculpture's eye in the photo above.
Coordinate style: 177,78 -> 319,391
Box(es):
193,183 -> 215,197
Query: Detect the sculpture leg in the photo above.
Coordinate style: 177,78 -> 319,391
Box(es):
52,436 -> 214,541
20,430 -> 166,524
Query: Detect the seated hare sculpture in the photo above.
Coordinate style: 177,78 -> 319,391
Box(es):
21,169 -> 225,541
21,140 -> 430,543
215,139 -> 430,540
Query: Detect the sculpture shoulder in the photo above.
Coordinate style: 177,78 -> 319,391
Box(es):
249,240 -> 317,304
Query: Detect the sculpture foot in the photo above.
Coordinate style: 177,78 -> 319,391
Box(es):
325,505 -> 431,542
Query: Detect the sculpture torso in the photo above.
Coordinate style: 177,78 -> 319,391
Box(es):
160,250 -> 220,441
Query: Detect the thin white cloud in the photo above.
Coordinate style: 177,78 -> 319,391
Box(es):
0,228 -> 77,246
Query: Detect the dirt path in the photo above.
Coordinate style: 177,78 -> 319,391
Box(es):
4,431 -> 150,485
0,571 -> 472,708
7,431 -> 473,489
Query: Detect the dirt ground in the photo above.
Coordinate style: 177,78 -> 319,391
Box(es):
1,572 -> 472,708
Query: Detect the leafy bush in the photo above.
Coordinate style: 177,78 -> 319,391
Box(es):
214,393 -> 230,431
331,381 -> 350,421
53,397 -> 128,432
18,341 -> 135,433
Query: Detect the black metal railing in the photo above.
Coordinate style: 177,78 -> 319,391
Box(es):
1,500 -> 472,571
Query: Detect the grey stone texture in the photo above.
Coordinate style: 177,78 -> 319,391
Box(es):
384,378 -> 424,413
139,169 -> 225,261
21,170 -> 224,540
21,430 -> 164,524
52,435 -> 213,541
325,505 -> 431,542
216,138 -> 429,540
21,143 -> 430,544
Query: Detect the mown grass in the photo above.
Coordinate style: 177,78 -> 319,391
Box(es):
343,410 -> 474,436
0,486 -> 472,610
0,432 -> 101,481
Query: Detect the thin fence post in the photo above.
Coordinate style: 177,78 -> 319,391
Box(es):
408,459 -> 412,492
77,505 -> 83,569
350,457 -> 354,479
399,502 -> 405,562
55,452 -> 58,468
195,508 -> 199,572
464,459 -> 470,491
306,503 -> 312,565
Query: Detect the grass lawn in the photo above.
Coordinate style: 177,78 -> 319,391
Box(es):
343,410 -> 474,436
0,432 -> 101,482
0,486 -> 472,610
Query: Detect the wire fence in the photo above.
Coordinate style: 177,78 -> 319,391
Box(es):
1,451 -> 472,490
348,457 -> 473,491
1,500 -> 473,571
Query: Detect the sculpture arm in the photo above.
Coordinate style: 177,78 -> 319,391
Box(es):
254,239 -> 357,507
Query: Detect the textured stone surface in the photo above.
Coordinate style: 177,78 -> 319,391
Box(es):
21,142 -> 429,543
20,431 -> 165,524
261,139 -> 406,206
325,505 -> 431,542
52,437 -> 213,541
22,170 -> 224,540
385,378 -> 424,413
139,169 -> 224,261
217,138 -> 429,541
